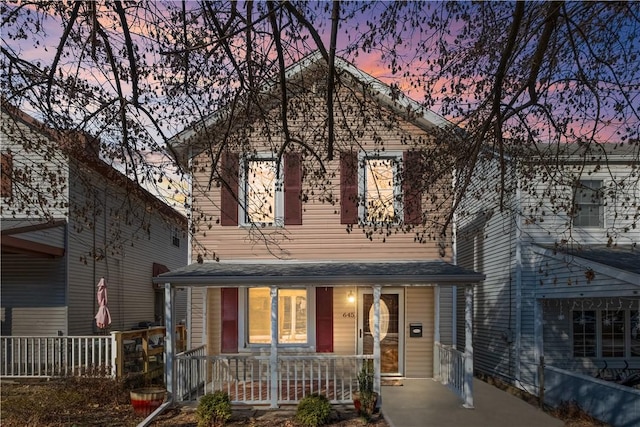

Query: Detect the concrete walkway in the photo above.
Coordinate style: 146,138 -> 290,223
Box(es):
381,378 -> 564,427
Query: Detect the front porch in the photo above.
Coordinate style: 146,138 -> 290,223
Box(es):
173,344 -> 473,408
156,260 -> 483,409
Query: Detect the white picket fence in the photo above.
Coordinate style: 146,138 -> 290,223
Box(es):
1,336 -> 115,378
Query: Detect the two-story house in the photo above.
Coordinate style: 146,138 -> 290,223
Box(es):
457,142 -> 639,426
1,101 -> 188,336
154,52 -> 484,408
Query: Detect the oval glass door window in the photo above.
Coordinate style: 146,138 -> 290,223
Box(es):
368,299 -> 390,341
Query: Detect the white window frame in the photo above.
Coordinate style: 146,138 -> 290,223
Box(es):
357,151 -> 404,224
573,179 -> 605,228
237,286 -> 316,351
238,154 -> 284,227
571,308 -> 639,359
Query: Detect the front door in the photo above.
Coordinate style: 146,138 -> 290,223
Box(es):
357,288 -> 404,376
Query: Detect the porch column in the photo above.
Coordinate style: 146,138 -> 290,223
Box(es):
372,285 -> 381,397
463,284 -> 474,409
434,285 -> 441,381
269,286 -> 279,408
164,283 -> 176,397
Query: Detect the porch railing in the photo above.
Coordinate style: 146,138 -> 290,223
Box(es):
0,336 -> 115,378
174,353 -> 372,405
434,342 -> 466,401
0,325 -> 186,379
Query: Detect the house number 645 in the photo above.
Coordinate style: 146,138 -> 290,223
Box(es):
342,312 -> 355,318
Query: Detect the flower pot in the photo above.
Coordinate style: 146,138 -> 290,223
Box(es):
130,387 -> 166,416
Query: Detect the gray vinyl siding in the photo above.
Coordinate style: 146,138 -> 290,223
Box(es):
2,106 -> 187,337
457,156 -> 522,385
458,149 -> 639,396
520,164 -> 640,246
0,254 -> 68,335
66,161 -> 188,335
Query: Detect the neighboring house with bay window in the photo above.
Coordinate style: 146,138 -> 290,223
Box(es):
155,52 -> 484,408
1,101 -> 188,336
456,142 -> 640,426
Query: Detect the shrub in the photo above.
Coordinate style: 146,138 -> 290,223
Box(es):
296,393 -> 332,427
196,391 -> 232,427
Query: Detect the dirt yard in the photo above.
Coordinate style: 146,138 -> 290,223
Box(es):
0,376 -> 606,427
0,378 -> 387,427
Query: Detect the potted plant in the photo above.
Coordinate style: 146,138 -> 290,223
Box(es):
352,361 -> 377,419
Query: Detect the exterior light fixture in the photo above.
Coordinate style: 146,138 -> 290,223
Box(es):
347,291 -> 355,304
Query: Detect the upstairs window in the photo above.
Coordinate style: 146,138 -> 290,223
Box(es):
573,180 -> 604,228
341,150 -> 422,225
171,227 -> 180,247
242,157 -> 282,226
360,154 -> 402,223
220,152 -> 302,227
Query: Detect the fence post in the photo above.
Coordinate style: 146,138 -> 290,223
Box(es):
112,331 -> 122,378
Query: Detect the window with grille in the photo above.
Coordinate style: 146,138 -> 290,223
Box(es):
573,180 -> 604,227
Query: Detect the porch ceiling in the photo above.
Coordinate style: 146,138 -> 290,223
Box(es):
152,260 -> 485,287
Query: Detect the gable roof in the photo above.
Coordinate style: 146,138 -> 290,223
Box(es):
152,259 -> 485,287
1,100 -> 187,225
168,51 -> 452,166
539,244 -> 640,276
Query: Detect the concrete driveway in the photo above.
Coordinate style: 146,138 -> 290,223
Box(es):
381,378 -> 564,427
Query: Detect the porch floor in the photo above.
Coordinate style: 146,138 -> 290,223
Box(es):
381,378 -> 563,427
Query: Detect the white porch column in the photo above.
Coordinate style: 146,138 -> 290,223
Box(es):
269,286 -> 279,408
164,283 -> 176,396
434,285 -> 441,381
372,285 -> 381,398
534,298 -> 544,395
463,284 -> 474,409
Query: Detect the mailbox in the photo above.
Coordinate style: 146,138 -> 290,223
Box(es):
409,323 -> 422,338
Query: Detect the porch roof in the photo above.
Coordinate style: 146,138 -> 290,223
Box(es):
153,260 -> 485,287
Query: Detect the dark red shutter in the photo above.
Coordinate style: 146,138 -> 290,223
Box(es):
316,287 -> 333,352
220,152 -> 239,226
221,288 -> 238,353
340,151 -> 358,224
403,150 -> 422,225
284,152 -> 303,225
1,153 -> 13,198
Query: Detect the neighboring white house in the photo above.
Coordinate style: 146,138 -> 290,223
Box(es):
457,142 -> 640,426
1,101 -> 189,336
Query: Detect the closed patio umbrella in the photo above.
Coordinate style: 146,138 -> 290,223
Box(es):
95,277 -> 112,329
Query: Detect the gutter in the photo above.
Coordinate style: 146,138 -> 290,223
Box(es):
153,273 -> 486,287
